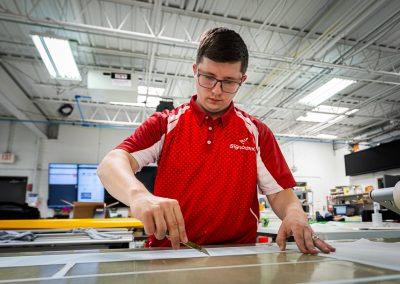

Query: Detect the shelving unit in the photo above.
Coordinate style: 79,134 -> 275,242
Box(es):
328,186 -> 373,216
294,185 -> 313,217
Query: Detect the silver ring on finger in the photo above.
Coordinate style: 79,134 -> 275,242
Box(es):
312,233 -> 320,241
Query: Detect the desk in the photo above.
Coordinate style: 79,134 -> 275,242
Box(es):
0,218 -> 143,229
0,241 -> 399,283
0,228 -> 134,252
0,218 -> 143,252
258,221 -> 400,240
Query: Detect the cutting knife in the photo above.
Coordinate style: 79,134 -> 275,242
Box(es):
166,232 -> 210,255
182,240 -> 210,256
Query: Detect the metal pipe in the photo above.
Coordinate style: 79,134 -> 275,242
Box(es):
254,1 -> 385,105
1,10 -> 400,79
0,117 -> 138,129
74,95 -> 92,122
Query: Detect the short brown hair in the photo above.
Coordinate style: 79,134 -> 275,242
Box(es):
196,27 -> 249,74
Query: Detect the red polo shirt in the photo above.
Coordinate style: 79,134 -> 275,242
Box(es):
117,95 -> 295,246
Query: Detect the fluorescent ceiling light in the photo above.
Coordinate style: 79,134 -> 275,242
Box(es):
313,105 -> 349,114
316,134 -> 337,139
328,115 -> 346,124
305,115 -> 346,134
299,78 -> 355,106
137,95 -> 161,108
345,109 -> 359,115
138,86 -> 165,96
296,112 -> 336,123
31,35 -> 81,81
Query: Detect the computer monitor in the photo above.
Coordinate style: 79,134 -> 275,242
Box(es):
334,205 -> 347,215
135,166 -> 157,194
383,175 -> 400,188
104,166 -> 157,206
77,164 -> 105,203
48,164 -> 78,208
0,176 -> 27,205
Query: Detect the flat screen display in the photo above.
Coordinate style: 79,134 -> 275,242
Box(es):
48,164 -> 78,208
104,166 -> 157,206
0,176 -> 27,204
335,205 -> 347,215
383,174 -> 400,188
344,140 -> 400,176
77,164 -> 104,202
135,166 -> 157,194
48,163 -> 156,207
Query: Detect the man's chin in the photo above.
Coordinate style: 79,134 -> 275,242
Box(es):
205,106 -> 222,113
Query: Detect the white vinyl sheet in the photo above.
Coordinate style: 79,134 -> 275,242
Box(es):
288,238 -> 400,272
0,244 -> 282,268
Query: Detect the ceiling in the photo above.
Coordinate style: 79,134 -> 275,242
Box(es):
0,0 -> 400,145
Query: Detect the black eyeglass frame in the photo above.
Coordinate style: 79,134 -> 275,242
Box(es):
196,73 -> 243,94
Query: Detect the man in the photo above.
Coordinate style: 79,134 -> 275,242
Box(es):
98,27 -> 335,254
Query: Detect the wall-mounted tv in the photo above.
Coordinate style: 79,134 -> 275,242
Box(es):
77,164 -> 104,203
383,174 -> 400,188
0,176 -> 28,205
104,166 -> 158,206
48,163 -> 78,208
48,163 -> 157,208
344,140 -> 400,176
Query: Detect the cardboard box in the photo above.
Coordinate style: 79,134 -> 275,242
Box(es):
72,202 -> 105,219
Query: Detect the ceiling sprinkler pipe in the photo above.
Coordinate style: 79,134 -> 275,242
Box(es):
74,95 -> 92,122
0,117 -> 136,130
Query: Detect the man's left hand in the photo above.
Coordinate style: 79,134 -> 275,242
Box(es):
275,211 -> 336,254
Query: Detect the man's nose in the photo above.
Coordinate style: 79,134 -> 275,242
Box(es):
211,81 -> 223,94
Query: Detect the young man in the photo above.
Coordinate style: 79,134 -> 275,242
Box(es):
98,27 -> 335,254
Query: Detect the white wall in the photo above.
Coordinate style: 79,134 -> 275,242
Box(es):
0,122 -> 39,180
280,141 -> 400,215
0,122 -> 132,217
331,145 -> 400,189
280,141 -> 343,214
348,169 -> 400,189
1,121 -> 399,218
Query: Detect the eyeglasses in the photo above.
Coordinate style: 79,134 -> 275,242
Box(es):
197,73 -> 242,94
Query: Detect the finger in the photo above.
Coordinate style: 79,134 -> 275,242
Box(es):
173,203 -> 188,243
315,239 -> 336,253
326,242 -> 336,252
141,210 -> 156,237
164,202 -> 180,249
303,230 -> 318,255
153,207 -> 167,240
292,230 -> 308,254
275,228 -> 289,251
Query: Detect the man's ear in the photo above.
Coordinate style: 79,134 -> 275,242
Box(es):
241,74 -> 247,83
193,64 -> 197,75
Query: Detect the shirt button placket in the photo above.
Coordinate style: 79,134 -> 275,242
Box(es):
206,118 -> 213,147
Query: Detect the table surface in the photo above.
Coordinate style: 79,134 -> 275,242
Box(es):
1,243 -> 400,283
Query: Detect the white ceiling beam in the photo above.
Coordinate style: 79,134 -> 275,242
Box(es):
1,11 -> 400,81
104,0 -> 400,54
0,10 -> 197,48
0,63 -> 47,138
3,38 -> 400,85
244,1 -> 385,105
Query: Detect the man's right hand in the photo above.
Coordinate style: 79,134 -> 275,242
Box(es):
129,192 -> 188,249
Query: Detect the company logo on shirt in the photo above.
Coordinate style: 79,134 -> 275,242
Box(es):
229,137 -> 256,151
229,143 -> 256,152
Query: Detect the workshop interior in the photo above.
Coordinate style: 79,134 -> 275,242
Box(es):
1,0 -> 400,283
